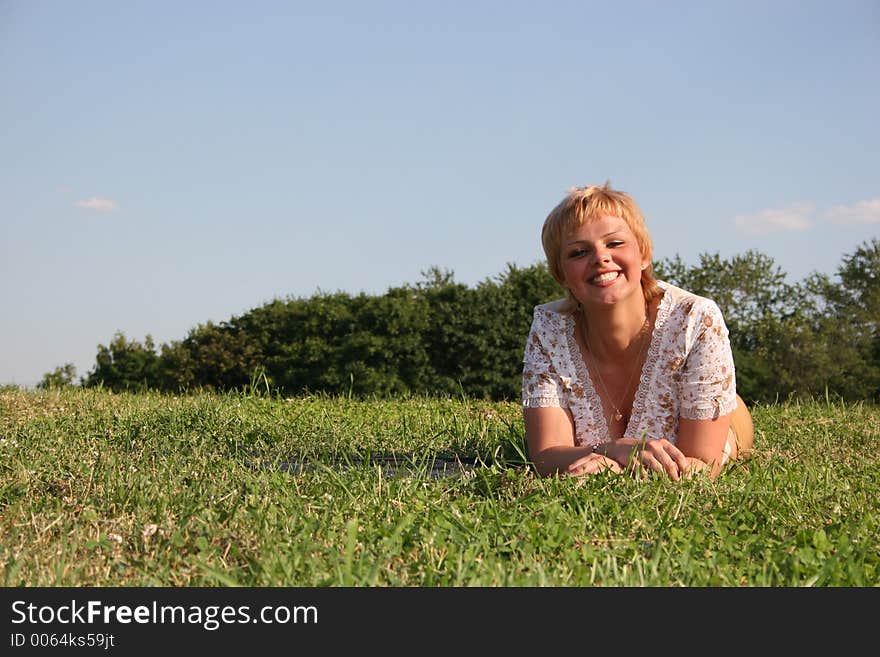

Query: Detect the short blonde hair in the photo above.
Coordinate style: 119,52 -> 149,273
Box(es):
541,182 -> 661,312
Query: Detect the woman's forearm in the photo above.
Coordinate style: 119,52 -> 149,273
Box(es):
530,444 -> 597,477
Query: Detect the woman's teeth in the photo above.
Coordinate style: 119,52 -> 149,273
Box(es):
590,272 -> 619,284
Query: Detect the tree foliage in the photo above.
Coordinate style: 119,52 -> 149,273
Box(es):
655,240 -> 880,403
83,333 -> 161,392
37,363 -> 78,389
66,241 -> 879,402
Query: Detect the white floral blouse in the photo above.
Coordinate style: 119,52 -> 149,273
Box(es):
522,281 -> 738,447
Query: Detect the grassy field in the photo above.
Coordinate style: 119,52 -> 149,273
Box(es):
1,387 -> 877,586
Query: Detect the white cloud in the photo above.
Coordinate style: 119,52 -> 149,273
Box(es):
75,197 -> 119,211
733,202 -> 814,234
824,199 -> 880,225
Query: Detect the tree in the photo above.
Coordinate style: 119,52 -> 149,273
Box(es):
159,321 -> 265,393
655,245 -> 880,402
655,251 -> 802,402
82,332 -> 161,392
804,239 -> 880,400
37,363 -> 78,389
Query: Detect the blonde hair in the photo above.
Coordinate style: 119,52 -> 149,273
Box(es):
541,182 -> 661,312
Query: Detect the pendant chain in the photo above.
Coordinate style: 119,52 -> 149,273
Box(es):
581,303 -> 651,423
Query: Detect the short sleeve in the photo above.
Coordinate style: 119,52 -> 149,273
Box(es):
522,309 -> 569,409
678,300 -> 738,419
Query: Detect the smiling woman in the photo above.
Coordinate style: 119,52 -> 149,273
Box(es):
522,182 -> 754,481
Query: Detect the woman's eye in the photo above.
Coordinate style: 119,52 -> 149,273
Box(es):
568,248 -> 588,258
607,240 -> 624,248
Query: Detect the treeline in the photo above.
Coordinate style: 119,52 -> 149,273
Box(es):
72,264 -> 564,401
42,239 -> 880,403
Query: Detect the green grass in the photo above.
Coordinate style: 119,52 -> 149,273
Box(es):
1,387 -> 877,586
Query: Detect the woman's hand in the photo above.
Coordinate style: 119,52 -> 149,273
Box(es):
566,451 -> 623,477
603,438 -> 690,481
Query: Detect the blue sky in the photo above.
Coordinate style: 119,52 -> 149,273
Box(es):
2,0 -> 878,387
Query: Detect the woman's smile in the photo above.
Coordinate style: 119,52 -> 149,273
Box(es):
589,270 -> 621,285
560,214 -> 647,308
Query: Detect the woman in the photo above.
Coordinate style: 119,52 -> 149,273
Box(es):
522,182 -> 754,480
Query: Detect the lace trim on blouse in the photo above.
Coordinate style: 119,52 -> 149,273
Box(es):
626,288 -> 672,440
522,395 -> 565,408
564,313 -> 606,443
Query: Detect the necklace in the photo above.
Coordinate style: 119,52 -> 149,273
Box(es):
580,303 -> 651,423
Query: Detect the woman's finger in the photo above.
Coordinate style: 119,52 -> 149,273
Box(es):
642,440 -> 686,480
636,450 -> 681,480
662,442 -> 690,474
568,453 -> 621,476
655,450 -> 681,480
566,455 -> 593,474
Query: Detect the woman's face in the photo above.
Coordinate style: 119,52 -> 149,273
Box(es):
559,214 -> 648,309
